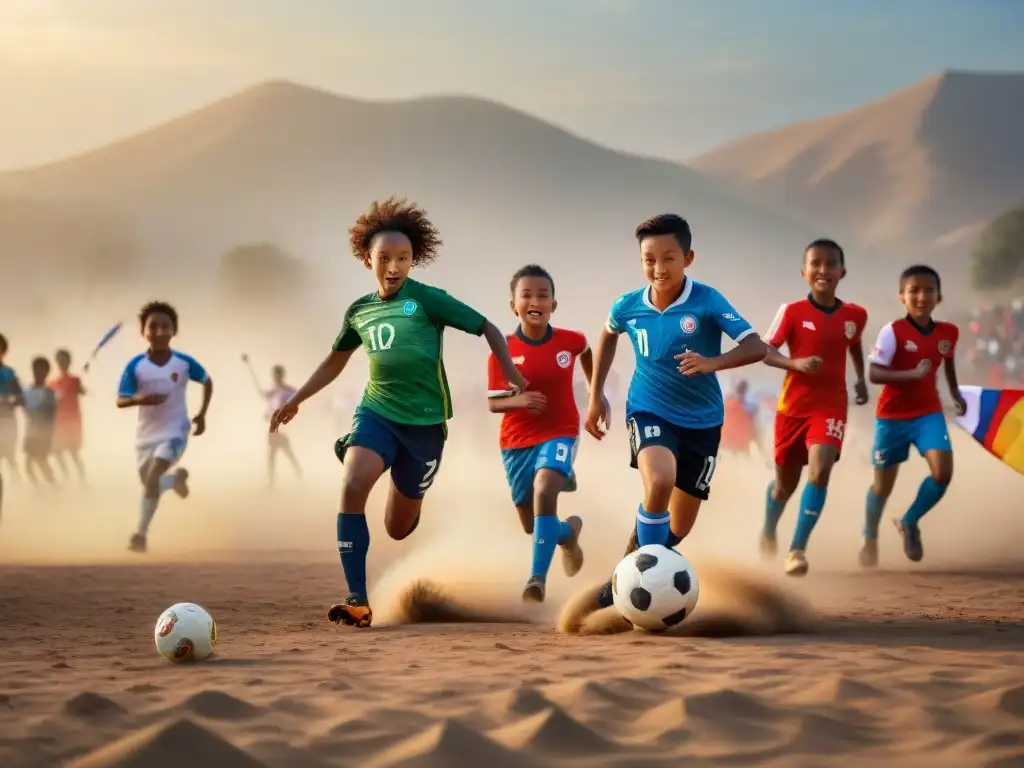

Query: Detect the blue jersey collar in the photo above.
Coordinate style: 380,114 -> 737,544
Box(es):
516,325 -> 553,346
643,278 -> 693,313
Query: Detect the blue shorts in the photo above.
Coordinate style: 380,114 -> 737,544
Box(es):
872,412 -> 951,468
627,412 -> 721,500
501,437 -> 579,507
336,405 -> 446,499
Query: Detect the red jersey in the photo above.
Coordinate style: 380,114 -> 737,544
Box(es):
869,316 -> 958,420
487,326 -> 588,450
765,296 -> 868,418
49,373 -> 82,423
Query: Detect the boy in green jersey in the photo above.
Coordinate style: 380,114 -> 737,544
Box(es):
270,198 -> 527,628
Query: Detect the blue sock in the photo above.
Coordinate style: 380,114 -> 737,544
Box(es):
137,496 -> 159,535
790,484 -> 827,551
531,516 -> 564,580
337,513 -> 370,600
636,504 -> 670,547
864,489 -> 886,539
557,519 -> 572,545
764,482 -> 786,538
902,477 -> 947,528
158,474 -> 176,494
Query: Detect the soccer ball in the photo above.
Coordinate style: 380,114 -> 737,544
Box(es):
612,544 -> 699,631
154,603 -> 217,663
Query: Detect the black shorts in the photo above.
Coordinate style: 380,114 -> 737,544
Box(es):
627,412 -> 721,500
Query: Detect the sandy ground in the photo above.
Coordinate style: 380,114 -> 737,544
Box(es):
1,383 -> 1023,767
1,555 -> 1023,767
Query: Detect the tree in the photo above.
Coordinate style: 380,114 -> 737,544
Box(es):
217,242 -> 308,298
971,205 -> 1024,291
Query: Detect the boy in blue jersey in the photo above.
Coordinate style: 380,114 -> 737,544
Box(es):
117,302 -> 213,553
585,214 -> 768,609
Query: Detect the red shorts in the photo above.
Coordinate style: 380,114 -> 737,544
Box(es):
773,412 -> 846,467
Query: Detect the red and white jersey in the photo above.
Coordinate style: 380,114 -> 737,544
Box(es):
765,296 -> 868,418
869,316 -> 958,420
487,326 -> 588,450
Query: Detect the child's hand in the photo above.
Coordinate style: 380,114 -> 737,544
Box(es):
509,373 -> 529,394
952,391 -> 968,417
913,359 -> 932,379
192,413 -> 206,436
270,402 -> 298,432
675,351 -> 718,376
135,393 -> 168,406
793,356 -> 823,374
584,394 -> 610,440
854,379 -> 868,405
519,391 -> 547,414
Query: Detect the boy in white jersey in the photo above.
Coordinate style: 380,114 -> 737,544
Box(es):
117,302 -> 213,553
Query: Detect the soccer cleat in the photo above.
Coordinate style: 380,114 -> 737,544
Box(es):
327,595 -> 373,628
784,549 -> 809,576
595,578 -> 614,609
560,516 -> 584,577
172,468 -> 190,499
858,538 -> 879,568
894,519 -> 923,562
759,532 -> 778,559
522,576 -> 546,603
128,533 -> 147,553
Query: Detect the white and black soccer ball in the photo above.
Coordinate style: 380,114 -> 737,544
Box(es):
154,602 -> 217,663
612,544 -> 699,631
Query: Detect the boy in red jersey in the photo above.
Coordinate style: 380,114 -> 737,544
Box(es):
862,265 -> 965,566
487,265 -> 592,603
50,349 -> 87,483
762,240 -> 869,576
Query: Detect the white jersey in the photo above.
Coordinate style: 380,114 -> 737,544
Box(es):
264,385 -> 297,420
118,350 -> 209,447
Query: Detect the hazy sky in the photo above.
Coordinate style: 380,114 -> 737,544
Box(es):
2,0 -> 1023,171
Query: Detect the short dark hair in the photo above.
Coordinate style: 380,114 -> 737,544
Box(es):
900,264 -> 942,296
55,348 -> 71,360
805,238 -> 845,268
139,301 -> 179,332
32,356 -> 50,372
510,264 -> 555,296
349,197 -> 443,267
272,364 -> 285,376
635,214 -> 692,252
0,334 -> 7,355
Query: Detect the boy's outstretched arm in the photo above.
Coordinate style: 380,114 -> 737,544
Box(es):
482,321 -> 528,392
715,334 -> 770,371
291,348 -> 356,407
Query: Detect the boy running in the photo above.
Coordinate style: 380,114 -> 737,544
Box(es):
117,302 -> 213,553
0,334 -> 24,488
861,265 -> 964,566
270,197 -> 527,629
761,239 -> 868,576
586,214 -> 768,609
23,357 -> 58,487
487,265 -> 590,603
51,349 -> 87,483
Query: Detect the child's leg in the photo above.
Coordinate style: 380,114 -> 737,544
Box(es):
266,440 -> 277,486
336,447 -> 385,604
789,443 -> 839,554
137,457 -> 174,537
764,462 -> 803,550
38,455 -> 56,486
69,449 -> 86,482
865,466 -> 899,539
53,450 -> 69,480
904,449 -> 953,528
24,456 -> 37,485
636,446 -> 676,547
280,439 -> 302,477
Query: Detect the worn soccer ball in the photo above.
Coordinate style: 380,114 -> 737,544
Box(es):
154,603 -> 217,662
612,544 -> 700,631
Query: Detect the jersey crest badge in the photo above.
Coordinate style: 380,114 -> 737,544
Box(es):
403,301 -> 418,316
938,340 -> 952,356
170,372 -> 179,382
555,351 -> 571,369
680,315 -> 698,334
511,355 -> 525,365
904,340 -> 918,352
844,321 -> 856,340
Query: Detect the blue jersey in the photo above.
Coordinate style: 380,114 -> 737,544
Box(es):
607,279 -> 755,430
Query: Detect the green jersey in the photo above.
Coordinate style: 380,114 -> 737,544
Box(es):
332,278 -> 488,426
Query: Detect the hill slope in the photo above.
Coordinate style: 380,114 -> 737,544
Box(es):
689,71 -> 1024,264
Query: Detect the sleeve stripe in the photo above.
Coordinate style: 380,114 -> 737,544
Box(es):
487,388 -> 515,399
734,328 -> 757,343
605,322 -> 619,334
764,303 -> 788,346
